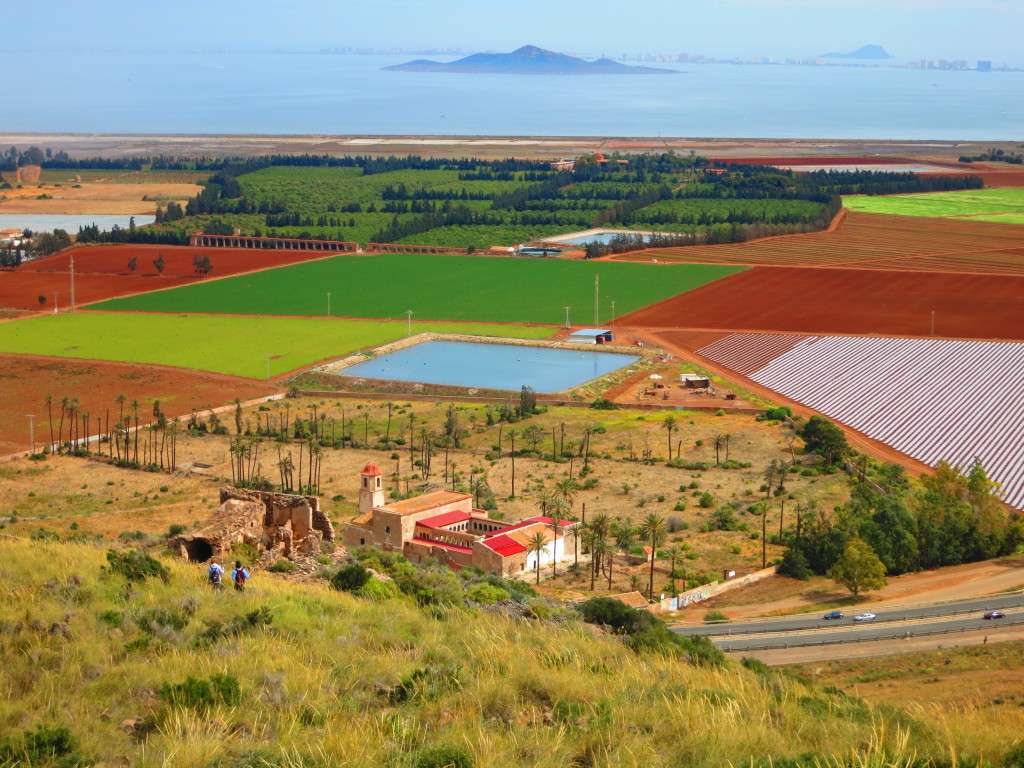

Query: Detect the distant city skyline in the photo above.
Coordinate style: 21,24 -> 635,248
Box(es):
5,0 -> 1022,67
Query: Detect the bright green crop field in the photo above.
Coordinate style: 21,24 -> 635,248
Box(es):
843,189 -> 1024,223
87,253 -> 745,323
0,314 -> 554,378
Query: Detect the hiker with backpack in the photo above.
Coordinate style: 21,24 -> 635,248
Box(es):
232,560 -> 250,592
208,559 -> 224,592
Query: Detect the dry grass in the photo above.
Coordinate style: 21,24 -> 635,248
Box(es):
2,536 -> 1022,767
0,181 -> 202,214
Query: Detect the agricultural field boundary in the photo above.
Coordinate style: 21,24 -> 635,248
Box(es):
697,332 -> 1024,511
0,313 -> 556,379
608,211 -> 1024,275
84,253 -> 747,323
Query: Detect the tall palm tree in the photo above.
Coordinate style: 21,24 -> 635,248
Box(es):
555,477 -> 578,517
712,434 -> 726,466
751,501 -> 769,568
661,415 -> 678,461
639,513 -> 668,599
535,487 -> 555,517
664,546 -> 683,594
526,530 -> 547,584
44,394 -> 54,453
603,541 -> 617,590
565,517 -> 582,566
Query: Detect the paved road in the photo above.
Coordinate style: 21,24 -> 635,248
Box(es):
672,598 -> 1024,652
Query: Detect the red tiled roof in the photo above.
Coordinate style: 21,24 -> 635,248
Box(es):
409,537 -> 473,554
522,515 -> 577,528
481,534 -> 527,556
418,510 -> 473,529
361,462 -> 382,476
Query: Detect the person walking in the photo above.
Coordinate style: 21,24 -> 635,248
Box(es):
208,559 -> 224,592
231,560 -> 250,592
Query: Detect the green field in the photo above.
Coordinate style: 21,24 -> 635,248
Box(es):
87,253 -> 746,323
843,188 -> 1024,221
0,314 -> 554,378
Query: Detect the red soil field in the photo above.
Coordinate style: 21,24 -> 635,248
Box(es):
0,354 -> 278,455
21,244 -> 334,279
608,211 -> 1024,275
2,244 -> 339,310
617,266 -> 1024,340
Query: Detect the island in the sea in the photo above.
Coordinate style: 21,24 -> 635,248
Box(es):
383,45 -> 679,75
820,44 -> 893,60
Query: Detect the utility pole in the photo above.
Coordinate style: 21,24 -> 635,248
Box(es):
266,354 -> 272,383
69,253 -> 75,313
405,309 -> 413,336
326,291 -> 331,317
611,300 -> 616,327
563,306 -> 571,330
52,292 -> 58,314
930,310 -> 935,336
594,273 -> 599,325
26,414 -> 36,453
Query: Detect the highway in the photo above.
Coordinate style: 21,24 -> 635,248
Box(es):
671,594 -> 1024,652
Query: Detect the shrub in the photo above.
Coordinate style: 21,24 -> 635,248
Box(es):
232,541 -> 259,564
704,610 -> 728,623
590,398 -> 619,410
698,492 -> 715,508
778,548 -> 813,580
552,699 -> 586,725
414,744 -> 474,768
161,673 -> 241,710
331,563 -> 371,592
667,515 -> 686,531
466,583 -> 510,604
356,577 -> 403,600
0,725 -> 85,768
758,406 -> 793,422
105,549 -> 170,583
167,524 -> 187,537
269,559 -> 298,573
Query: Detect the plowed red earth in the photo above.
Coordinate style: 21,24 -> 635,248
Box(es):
606,211 -> 1024,275
618,266 -> 1024,339
2,244 -> 336,310
0,354 -> 277,455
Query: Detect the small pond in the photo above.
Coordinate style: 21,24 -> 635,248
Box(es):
335,339 -> 640,393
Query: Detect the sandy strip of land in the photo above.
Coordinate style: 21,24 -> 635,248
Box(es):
2,133 -> 1013,160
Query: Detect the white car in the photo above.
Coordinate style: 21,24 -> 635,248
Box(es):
853,613 -> 876,622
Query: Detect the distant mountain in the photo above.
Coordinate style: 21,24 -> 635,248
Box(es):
820,45 -> 893,60
384,45 -> 678,75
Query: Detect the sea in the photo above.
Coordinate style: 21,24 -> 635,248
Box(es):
7,51 -> 1024,140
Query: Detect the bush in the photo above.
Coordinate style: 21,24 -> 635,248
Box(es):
667,515 -> 686,531
161,673 -> 241,710
331,563 -> 371,592
414,744 -> 474,768
466,583 -> 510,604
590,397 -> 619,410
356,577 -> 402,600
105,549 -> 169,583
758,406 -> 793,422
778,548 -> 813,580
703,610 -> 728,623
698,492 -> 715,508
0,725 -> 85,768
268,559 -> 298,573
167,524 -> 187,537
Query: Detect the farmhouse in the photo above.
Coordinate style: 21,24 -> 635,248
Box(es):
343,462 -> 578,576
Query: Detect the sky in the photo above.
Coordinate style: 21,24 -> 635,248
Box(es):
5,0 -> 1021,65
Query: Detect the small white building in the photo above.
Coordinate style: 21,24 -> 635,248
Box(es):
569,328 -> 614,345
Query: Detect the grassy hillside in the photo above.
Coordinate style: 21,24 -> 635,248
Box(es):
0,314 -> 554,379
85,254 -> 746,323
1,537 -> 1021,768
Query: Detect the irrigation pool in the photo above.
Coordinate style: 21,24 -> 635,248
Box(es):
335,339 -> 640,393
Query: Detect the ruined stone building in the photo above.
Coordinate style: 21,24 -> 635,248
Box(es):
175,487 -> 334,562
343,462 -> 577,576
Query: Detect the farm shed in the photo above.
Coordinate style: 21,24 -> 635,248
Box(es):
569,328 -> 614,345
679,373 -> 711,388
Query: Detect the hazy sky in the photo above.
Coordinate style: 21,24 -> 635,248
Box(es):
7,0 -> 1021,64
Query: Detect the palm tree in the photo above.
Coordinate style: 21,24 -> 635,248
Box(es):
724,433 -> 732,462
603,541 -> 617,590
712,434 -> 726,466
661,415 -> 678,461
664,546 -> 683,594
751,501 -> 769,568
507,428 -> 518,498
535,487 -> 555,517
629,573 -> 644,593
565,517 -> 582,566
44,394 -> 54,453
555,477 -> 578,517
639,513 -> 668,599
526,530 -> 547,584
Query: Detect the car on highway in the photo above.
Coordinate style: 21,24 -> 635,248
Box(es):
853,613 -> 876,622
983,611 -> 1005,619
823,610 -> 844,620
